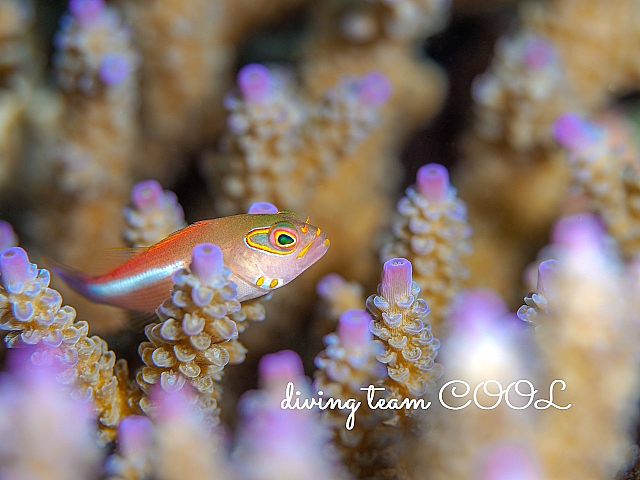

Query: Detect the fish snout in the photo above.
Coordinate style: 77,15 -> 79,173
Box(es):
297,228 -> 330,265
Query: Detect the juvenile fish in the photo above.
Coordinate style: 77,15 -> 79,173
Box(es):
50,212 -> 330,312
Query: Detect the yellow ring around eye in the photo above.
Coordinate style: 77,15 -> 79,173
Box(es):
274,229 -> 297,248
245,226 -> 297,255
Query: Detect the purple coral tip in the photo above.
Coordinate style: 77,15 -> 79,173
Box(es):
338,309 -> 373,349
248,202 -> 279,214
523,36 -> 555,69
259,350 -> 304,386
381,258 -> 413,303
69,0 -> 104,23
190,244 -> 224,285
536,259 -> 559,296
131,179 -> 164,211
449,289 -> 508,333
552,213 -> 605,251
316,273 -> 345,298
0,220 -> 18,251
99,53 -> 131,86
417,163 -> 450,202
358,71 -> 392,107
237,63 -> 273,103
483,445 -> 539,480
0,247 -> 37,292
118,415 -> 153,456
552,113 -> 604,152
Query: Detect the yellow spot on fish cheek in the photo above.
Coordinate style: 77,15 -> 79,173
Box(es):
269,279 -> 278,289
256,276 -> 265,287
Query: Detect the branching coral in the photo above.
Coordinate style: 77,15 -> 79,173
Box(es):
381,164 -> 471,335
313,308 -> 401,479
204,64 -> 391,216
0,247 -> 139,443
521,214 -> 640,479
553,112 -> 640,257
123,179 -> 187,248
366,257 -> 442,419
0,349 -> 100,480
137,243 -> 251,426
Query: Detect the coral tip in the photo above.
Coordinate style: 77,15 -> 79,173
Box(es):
99,53 -> 131,86
552,113 -> 603,152
69,0 -> 105,23
338,309 -> 373,349
381,258 -> 413,303
237,63 -> 273,103
190,244 -> 224,285
248,202 -> 279,214
0,247 -> 36,293
358,71 -> 392,107
417,163 -> 450,202
259,350 -> 304,386
131,179 -> 164,211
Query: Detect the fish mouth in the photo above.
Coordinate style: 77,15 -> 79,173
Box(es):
297,231 -> 330,265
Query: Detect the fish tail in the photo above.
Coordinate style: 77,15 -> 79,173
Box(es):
43,255 -> 96,301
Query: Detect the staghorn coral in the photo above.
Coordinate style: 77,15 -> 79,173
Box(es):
366,257 -> 442,422
0,247 -> 139,444
236,350 -> 349,480
472,31 -> 576,151
123,179 -> 187,248
381,163 -> 472,335
204,64 -> 391,216
313,308 -> 401,479
0,348 -> 100,480
521,214 -> 640,480
553,112 -> 640,258
137,243 -> 251,426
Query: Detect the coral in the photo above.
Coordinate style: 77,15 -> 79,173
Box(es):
204,64 -> 391,216
123,179 -> 187,248
366,258 -> 442,421
236,350 -> 349,480
523,214 -> 640,479
381,163 -> 472,335
314,308 -> 401,479
0,247 -> 139,443
472,31 -> 577,151
0,349 -> 100,480
0,219 -> 18,250
553,112 -> 640,257
137,243 -> 250,426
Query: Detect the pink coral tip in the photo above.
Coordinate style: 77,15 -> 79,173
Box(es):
0,247 -> 37,293
69,0 -> 104,23
248,202 -> 279,214
381,258 -> 413,303
483,445 -> 539,480
0,220 -> 17,251
416,163 -> 450,202
552,213 -> 605,251
237,63 -> 273,103
118,415 -> 153,456
449,288 -> 509,333
131,179 -> 164,211
99,53 -> 131,86
552,113 -> 604,152
338,309 -> 373,349
190,244 -> 224,285
358,71 -> 392,107
316,273 -> 345,298
536,259 -> 559,297
523,36 -> 555,69
259,350 -> 304,386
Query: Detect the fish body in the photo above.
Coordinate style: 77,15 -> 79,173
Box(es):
51,212 -> 330,312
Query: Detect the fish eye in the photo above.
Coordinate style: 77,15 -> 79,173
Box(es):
276,232 -> 296,246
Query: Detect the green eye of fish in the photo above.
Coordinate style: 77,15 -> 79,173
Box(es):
273,229 -> 297,249
277,233 -> 295,246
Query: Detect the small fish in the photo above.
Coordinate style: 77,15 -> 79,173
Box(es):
50,212 -> 330,312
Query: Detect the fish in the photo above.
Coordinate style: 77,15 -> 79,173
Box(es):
49,212 -> 330,312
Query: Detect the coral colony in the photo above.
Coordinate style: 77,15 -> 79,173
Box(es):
4,0 -> 640,479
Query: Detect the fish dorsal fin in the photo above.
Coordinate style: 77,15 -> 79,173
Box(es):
92,247 -> 149,274
146,221 -> 210,248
